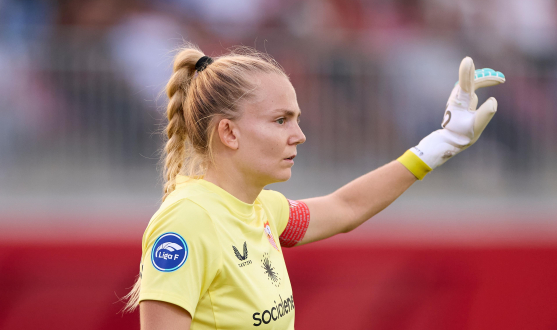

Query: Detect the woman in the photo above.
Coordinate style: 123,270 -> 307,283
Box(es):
124,45 -> 504,329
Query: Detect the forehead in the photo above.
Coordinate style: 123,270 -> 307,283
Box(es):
243,73 -> 300,117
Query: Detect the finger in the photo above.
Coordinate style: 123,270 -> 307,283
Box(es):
474,68 -> 506,90
459,57 -> 475,94
470,93 -> 478,112
471,97 -> 498,144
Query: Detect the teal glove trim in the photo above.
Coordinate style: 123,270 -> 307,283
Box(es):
474,68 -> 505,79
455,68 -> 505,86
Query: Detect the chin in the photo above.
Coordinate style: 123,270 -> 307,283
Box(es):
278,169 -> 293,182
268,169 -> 292,184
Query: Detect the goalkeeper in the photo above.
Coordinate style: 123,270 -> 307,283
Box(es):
126,49 -> 504,330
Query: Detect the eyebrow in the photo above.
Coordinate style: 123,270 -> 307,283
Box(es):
272,108 -> 302,117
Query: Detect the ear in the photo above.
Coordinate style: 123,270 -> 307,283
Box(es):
217,119 -> 239,150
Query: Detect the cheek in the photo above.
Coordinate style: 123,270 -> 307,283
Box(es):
242,126 -> 283,163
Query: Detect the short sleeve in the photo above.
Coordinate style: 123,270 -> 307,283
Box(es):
139,199 -> 222,317
257,190 -> 311,247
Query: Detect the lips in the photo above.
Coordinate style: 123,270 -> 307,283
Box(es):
284,155 -> 296,160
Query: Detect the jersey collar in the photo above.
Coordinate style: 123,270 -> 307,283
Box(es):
176,175 -> 261,220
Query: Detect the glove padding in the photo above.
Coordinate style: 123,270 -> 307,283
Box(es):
410,57 -> 505,169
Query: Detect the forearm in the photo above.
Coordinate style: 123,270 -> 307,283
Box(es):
300,160 -> 416,245
333,160 -> 416,231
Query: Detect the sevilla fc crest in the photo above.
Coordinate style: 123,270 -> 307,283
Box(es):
263,221 -> 279,251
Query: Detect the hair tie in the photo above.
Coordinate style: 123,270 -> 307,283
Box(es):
195,56 -> 214,72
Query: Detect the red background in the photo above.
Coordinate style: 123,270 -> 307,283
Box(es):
1,227 -> 557,330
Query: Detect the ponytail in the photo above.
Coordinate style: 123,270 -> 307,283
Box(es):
163,47 -> 204,201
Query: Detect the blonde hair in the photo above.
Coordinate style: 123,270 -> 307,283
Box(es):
122,44 -> 286,313
162,44 -> 287,201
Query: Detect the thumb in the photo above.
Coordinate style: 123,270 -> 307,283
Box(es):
471,97 -> 497,144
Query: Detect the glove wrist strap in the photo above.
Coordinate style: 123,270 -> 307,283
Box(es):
397,150 -> 432,180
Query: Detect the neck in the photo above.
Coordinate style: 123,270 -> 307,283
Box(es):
203,166 -> 264,204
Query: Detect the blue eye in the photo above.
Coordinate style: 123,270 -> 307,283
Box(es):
276,118 -> 285,125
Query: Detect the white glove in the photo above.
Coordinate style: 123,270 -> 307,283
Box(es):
398,57 -> 505,179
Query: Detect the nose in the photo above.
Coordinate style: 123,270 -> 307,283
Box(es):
289,122 -> 306,145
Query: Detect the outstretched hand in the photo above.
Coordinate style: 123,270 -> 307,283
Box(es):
397,56 -> 506,179
443,57 -> 506,147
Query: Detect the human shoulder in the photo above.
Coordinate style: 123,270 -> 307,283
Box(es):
145,198 -> 215,240
257,189 -> 287,207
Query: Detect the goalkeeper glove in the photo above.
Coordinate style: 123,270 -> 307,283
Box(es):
398,56 -> 506,180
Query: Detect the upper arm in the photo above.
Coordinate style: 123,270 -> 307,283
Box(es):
141,300 -> 192,330
296,194 -> 355,246
258,189 -> 353,248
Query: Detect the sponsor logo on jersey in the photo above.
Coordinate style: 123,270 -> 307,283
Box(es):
232,241 -> 252,267
263,221 -> 279,251
261,252 -> 281,287
151,232 -> 188,272
252,294 -> 295,326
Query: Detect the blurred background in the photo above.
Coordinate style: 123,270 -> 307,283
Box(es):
1,0 -> 556,329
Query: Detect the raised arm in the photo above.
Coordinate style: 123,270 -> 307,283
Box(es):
297,57 -> 506,246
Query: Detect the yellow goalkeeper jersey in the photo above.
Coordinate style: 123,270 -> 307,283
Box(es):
139,175 -> 295,329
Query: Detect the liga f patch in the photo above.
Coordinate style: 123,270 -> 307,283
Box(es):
151,232 -> 188,272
